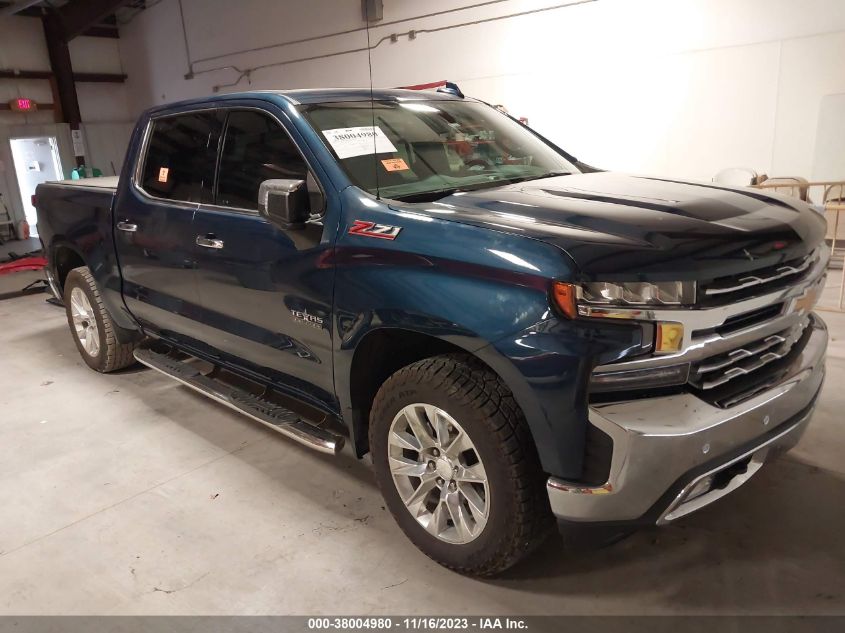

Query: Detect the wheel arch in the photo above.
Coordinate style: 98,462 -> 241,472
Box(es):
344,326 -> 541,463
51,241 -> 87,292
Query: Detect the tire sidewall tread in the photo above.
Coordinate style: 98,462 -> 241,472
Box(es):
64,266 -> 136,373
370,353 -> 553,576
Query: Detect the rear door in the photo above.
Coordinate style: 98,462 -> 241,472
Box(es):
114,110 -> 223,343
189,108 -> 337,410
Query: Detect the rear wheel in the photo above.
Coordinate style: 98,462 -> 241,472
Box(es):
64,266 -> 137,372
370,354 -> 553,576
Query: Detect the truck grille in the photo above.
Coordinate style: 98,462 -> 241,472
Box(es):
702,249 -> 818,304
690,316 -> 813,407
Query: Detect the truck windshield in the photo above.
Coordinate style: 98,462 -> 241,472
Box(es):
300,100 -> 577,202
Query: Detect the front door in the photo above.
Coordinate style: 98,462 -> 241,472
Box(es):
190,108 -> 336,410
114,110 -> 223,344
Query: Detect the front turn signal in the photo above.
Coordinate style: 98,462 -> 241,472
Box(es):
552,282 -> 577,319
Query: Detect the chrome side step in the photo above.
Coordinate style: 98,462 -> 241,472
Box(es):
134,346 -> 344,455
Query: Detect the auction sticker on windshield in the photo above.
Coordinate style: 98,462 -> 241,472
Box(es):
323,126 -> 397,159
381,158 -> 409,171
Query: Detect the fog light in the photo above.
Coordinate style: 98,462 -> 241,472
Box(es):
589,363 -> 690,393
656,321 -> 684,353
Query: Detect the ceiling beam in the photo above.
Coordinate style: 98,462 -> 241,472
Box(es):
42,8 -> 85,165
0,69 -> 127,83
0,2 -> 122,37
0,69 -> 52,80
74,71 -> 127,82
57,0 -> 131,39
0,0 -> 41,16
0,1 -> 41,16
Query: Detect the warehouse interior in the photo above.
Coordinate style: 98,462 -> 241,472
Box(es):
0,0 -> 844,618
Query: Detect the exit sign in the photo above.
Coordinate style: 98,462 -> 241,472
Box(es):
9,98 -> 37,112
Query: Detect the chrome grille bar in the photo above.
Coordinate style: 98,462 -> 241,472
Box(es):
704,249 -> 817,297
695,333 -> 786,373
690,318 -> 810,390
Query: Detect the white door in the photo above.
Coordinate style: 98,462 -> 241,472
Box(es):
9,136 -> 64,238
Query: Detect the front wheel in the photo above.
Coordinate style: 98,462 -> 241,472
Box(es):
370,354 -> 553,576
64,266 -> 137,373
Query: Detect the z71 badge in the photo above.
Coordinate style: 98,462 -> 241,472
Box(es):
349,220 -> 402,240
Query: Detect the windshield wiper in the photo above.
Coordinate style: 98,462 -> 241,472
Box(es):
392,186 -> 471,203
391,172 -> 572,203
498,171 -> 571,185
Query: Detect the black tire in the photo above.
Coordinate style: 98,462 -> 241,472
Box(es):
370,353 -> 554,576
64,266 -> 137,373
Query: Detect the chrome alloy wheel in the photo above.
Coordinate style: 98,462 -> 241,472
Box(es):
388,403 -> 490,544
70,287 -> 100,357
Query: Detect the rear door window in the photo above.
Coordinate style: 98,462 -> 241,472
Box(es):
216,110 -> 309,211
140,111 -> 222,203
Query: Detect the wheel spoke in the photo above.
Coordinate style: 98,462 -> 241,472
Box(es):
445,492 -> 473,541
389,455 -> 427,477
459,483 -> 488,529
454,462 -> 486,483
389,430 -> 421,452
444,431 -> 474,459
70,294 -> 85,319
403,406 -> 436,449
431,407 -> 452,447
85,329 -> 96,355
402,476 -> 437,517
425,501 -> 447,536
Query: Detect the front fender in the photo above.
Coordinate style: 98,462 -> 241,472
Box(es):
477,317 -> 647,479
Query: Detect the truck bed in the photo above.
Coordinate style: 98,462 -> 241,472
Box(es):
44,175 -> 120,192
36,176 -> 129,328
36,177 -> 118,246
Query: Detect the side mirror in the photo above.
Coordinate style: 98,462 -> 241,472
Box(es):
258,179 -> 309,229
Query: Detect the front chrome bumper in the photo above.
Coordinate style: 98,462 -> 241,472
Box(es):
547,314 -> 827,524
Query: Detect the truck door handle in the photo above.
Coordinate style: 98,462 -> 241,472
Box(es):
116,221 -> 138,232
196,235 -> 224,249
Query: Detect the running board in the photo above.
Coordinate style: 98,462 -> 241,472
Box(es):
134,346 -> 344,455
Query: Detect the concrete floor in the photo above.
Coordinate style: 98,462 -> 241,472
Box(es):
0,290 -> 843,616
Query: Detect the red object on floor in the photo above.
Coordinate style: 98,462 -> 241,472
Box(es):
0,256 -> 47,275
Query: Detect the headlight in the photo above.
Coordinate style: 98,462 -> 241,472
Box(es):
552,280 -> 695,354
581,281 -> 696,306
552,281 -> 696,318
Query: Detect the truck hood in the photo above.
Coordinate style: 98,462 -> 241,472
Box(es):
399,172 -> 826,279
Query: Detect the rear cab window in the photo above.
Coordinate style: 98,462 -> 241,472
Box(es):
139,111 -> 223,203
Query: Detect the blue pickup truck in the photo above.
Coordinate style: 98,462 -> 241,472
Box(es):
36,87 -> 829,575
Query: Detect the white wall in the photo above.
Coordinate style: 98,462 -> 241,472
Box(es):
118,0 -> 845,182
0,15 -> 56,128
